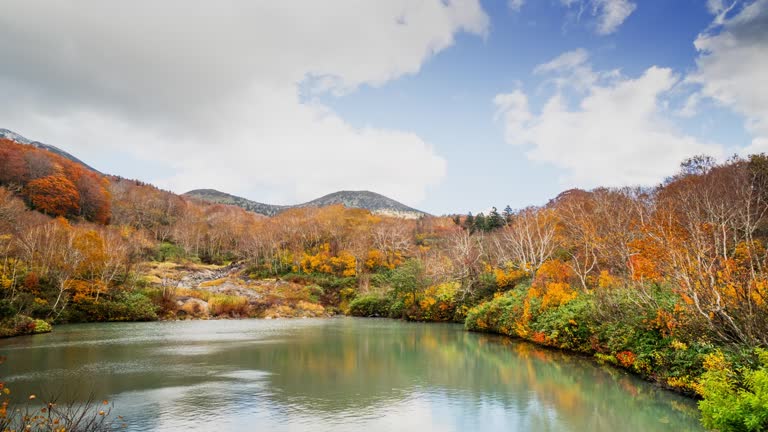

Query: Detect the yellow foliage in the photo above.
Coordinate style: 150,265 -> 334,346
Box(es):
597,270 -> 621,289
494,265 -> 527,288
300,243 -> 356,277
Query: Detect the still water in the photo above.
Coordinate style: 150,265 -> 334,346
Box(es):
0,318 -> 703,431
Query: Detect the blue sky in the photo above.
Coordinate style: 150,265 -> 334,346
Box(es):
1,0 -> 766,215
318,0 -> 754,213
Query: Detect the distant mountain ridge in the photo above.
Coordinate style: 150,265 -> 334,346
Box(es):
0,128 -> 100,173
184,189 -> 289,216
1,127 -> 427,219
185,189 -> 428,219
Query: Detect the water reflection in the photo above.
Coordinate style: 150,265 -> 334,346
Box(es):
0,318 -> 703,431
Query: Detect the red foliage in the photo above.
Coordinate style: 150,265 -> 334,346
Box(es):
616,351 -> 637,368
25,175 -> 81,217
1,138 -> 112,224
0,140 -> 30,183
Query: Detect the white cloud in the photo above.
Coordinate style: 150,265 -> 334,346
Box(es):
0,1 -> 488,205
677,92 -> 703,118
508,0 -> 525,12
534,48 -> 590,74
532,48 -> 619,91
592,0 -> 637,34
560,0 -> 636,34
688,0 -> 768,154
495,51 -> 722,188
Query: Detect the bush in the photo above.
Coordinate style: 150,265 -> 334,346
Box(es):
65,291 -> 159,322
530,295 -> 594,352
0,299 -> 17,320
32,318 -> 52,333
697,349 -> 768,431
0,315 -> 52,338
348,295 -> 391,317
465,289 -> 527,336
154,242 -> 186,262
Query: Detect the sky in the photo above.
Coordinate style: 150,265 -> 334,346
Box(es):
0,0 -> 766,215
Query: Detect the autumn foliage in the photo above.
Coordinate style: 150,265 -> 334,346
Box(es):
3,137 -> 768,426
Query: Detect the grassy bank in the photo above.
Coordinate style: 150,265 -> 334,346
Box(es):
462,284 -> 768,431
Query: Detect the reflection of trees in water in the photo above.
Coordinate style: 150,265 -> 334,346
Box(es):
0,319 -> 703,431
243,320 -> 702,430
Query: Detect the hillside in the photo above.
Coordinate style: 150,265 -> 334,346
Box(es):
184,189 -> 288,216
0,128 -> 100,173
1,127 -> 427,219
185,189 -> 428,219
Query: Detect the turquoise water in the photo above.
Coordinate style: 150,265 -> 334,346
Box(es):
0,318 -> 704,431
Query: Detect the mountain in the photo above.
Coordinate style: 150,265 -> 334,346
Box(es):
1,127 -> 426,219
0,128 -> 100,173
184,189 -> 288,216
297,190 -> 427,218
185,189 -> 428,219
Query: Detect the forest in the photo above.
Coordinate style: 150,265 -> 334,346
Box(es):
1,138 -> 768,430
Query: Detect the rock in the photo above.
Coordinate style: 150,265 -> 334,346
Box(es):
175,296 -> 210,318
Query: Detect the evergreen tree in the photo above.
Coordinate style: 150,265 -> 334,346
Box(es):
488,207 -> 504,230
474,212 -> 487,233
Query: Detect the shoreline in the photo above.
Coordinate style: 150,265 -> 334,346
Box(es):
3,313 -> 700,402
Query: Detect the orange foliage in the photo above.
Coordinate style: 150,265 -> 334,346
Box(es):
532,260 -> 578,308
25,175 -> 80,217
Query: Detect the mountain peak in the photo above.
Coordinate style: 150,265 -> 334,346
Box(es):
184,189 -> 428,219
0,128 -> 100,173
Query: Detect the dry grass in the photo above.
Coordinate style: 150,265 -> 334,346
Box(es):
208,294 -> 249,317
175,287 -> 212,301
199,278 -> 228,288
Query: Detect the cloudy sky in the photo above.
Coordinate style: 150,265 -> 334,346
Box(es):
1,0 -> 766,214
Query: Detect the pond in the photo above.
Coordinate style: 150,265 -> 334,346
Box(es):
0,317 -> 704,431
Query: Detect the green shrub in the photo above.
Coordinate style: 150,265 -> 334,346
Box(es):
348,295 -> 391,317
154,242 -> 186,262
369,270 -> 394,288
32,319 -> 52,333
530,295 -> 594,352
0,299 -> 17,320
465,289 -> 526,335
0,315 -> 52,338
388,297 -> 405,319
697,349 -> 768,432
66,291 -> 159,322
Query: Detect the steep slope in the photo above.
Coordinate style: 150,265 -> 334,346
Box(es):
0,128 -> 100,173
185,189 -> 428,219
184,189 -> 288,216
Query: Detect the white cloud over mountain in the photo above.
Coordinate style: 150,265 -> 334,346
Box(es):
0,1 -> 488,205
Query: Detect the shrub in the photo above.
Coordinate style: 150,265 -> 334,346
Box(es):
697,349 -> 768,432
0,299 -> 17,320
65,291 -> 159,322
0,315 -> 52,338
530,294 -> 594,352
32,319 -> 52,333
348,295 -> 391,317
154,242 -> 186,262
